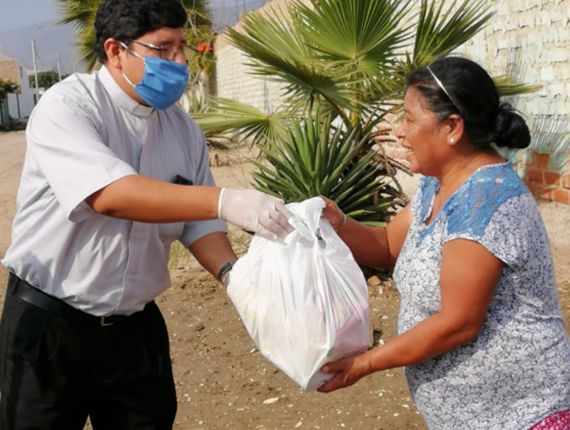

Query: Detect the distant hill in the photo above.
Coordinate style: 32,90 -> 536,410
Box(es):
0,20 -> 83,75
211,0 -> 266,29
0,0 -> 267,76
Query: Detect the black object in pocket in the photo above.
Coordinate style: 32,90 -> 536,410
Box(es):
172,175 -> 193,186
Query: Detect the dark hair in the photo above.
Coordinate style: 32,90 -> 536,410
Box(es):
94,0 -> 187,63
406,57 -> 530,150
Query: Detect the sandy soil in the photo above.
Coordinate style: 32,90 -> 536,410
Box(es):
0,130 -> 569,430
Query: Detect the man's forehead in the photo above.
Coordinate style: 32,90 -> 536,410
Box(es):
139,27 -> 185,44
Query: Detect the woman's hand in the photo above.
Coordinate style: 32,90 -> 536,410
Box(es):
317,352 -> 373,393
319,196 -> 346,231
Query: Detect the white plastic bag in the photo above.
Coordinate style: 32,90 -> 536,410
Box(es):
227,197 -> 370,391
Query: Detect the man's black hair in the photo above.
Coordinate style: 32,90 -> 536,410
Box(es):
94,0 -> 187,63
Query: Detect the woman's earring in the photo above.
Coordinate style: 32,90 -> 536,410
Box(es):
450,138 -> 454,143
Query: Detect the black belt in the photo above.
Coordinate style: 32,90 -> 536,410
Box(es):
8,273 -> 130,326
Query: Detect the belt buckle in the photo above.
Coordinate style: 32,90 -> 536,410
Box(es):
100,316 -> 115,326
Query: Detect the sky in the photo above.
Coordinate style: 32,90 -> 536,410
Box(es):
0,0 -> 265,74
0,0 -> 59,32
0,0 -> 264,33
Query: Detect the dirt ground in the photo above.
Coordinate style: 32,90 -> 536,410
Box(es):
1,130 -> 569,430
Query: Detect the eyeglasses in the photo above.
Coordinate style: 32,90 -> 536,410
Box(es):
426,66 -> 461,114
121,39 -> 197,62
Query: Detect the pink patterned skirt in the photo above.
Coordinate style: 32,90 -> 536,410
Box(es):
529,410 -> 570,430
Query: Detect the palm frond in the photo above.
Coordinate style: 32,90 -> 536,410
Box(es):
226,6 -> 363,118
298,0 -> 411,86
411,0 -> 494,68
56,0 -> 98,30
493,75 -> 541,97
76,26 -> 99,71
193,98 -> 290,146
253,115 -> 401,224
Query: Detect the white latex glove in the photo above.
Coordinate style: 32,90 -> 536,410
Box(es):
218,188 -> 294,240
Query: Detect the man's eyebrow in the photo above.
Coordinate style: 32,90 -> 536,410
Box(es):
157,38 -> 186,47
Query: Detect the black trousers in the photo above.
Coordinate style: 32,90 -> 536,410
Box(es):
0,276 -> 177,430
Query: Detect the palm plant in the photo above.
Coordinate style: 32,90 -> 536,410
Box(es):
253,114 -> 398,225
195,0 -> 537,224
0,78 -> 20,127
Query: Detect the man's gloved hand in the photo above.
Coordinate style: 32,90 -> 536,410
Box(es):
218,189 -> 294,240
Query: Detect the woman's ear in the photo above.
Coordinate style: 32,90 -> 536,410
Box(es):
446,114 -> 464,146
104,38 -> 124,69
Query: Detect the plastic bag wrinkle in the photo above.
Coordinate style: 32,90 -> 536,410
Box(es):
227,197 -> 370,391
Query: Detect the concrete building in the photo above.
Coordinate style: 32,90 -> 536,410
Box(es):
0,49 -> 35,122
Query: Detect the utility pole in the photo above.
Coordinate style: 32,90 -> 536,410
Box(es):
56,54 -> 62,81
31,38 -> 40,105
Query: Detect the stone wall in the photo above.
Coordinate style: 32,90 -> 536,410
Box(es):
452,0 -> 570,118
213,0 -> 570,203
214,0 -> 311,114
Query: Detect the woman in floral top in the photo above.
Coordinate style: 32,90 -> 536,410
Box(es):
318,57 -> 570,430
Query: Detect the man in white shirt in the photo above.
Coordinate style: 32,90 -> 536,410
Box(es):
0,0 -> 292,428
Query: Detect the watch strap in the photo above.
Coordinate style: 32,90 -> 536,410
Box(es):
217,261 -> 234,281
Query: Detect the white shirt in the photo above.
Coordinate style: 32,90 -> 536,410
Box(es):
2,65 -> 226,316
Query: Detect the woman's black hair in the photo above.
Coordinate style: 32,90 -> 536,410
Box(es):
94,0 -> 187,63
406,57 -> 531,150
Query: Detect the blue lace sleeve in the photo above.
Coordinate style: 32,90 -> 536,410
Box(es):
411,176 -> 439,222
443,164 -> 531,266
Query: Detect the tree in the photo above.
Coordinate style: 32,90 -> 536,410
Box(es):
183,14 -> 218,113
0,78 -> 20,125
29,70 -> 68,90
194,0 -> 538,226
0,78 -> 19,100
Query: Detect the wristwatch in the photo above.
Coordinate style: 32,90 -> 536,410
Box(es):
217,261 -> 234,287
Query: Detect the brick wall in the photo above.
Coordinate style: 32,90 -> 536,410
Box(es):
214,0 -> 312,114
0,59 -> 20,85
521,152 -> 570,204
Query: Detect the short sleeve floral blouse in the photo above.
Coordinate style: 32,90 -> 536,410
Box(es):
393,162 -> 570,430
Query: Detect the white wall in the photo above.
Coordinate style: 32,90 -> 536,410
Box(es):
7,64 -> 34,118
214,0 -> 570,121
451,0 -> 570,118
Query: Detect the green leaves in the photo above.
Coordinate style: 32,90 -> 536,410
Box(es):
193,98 -> 289,146
411,0 -> 494,68
202,0 -> 513,140
298,0 -> 409,84
252,115 -> 400,226
224,0 -> 414,127
0,78 -> 20,101
493,75 -> 542,98
227,9 -> 360,116
198,0 -> 539,227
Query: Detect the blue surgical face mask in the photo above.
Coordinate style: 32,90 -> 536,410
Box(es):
120,44 -> 189,110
